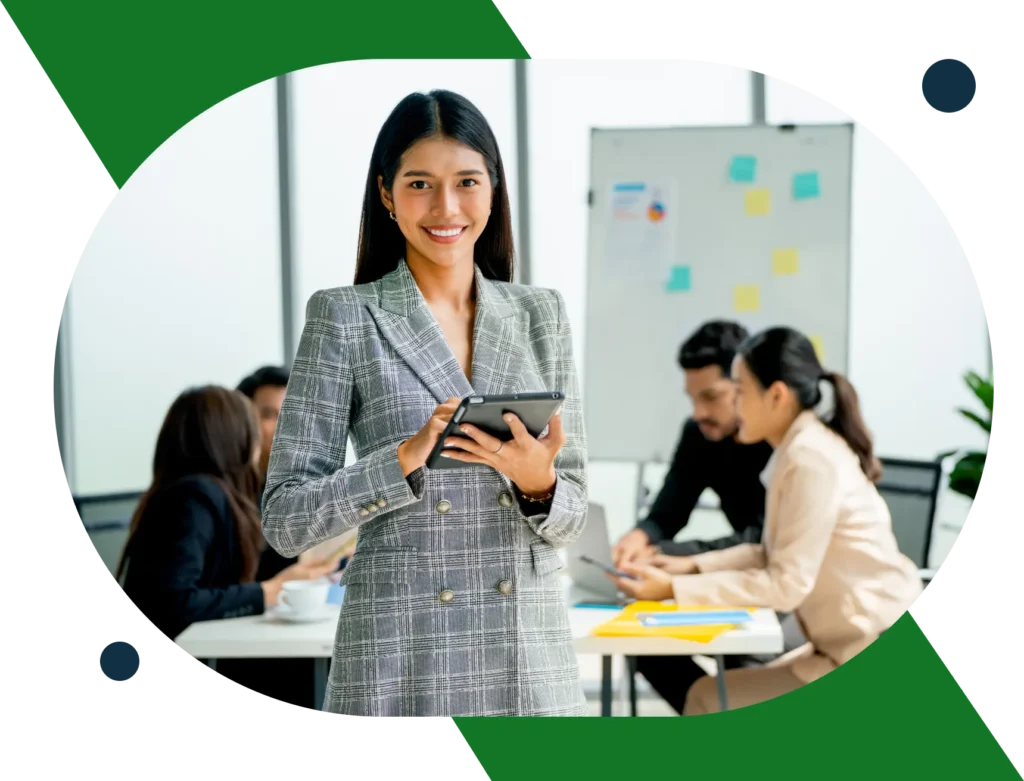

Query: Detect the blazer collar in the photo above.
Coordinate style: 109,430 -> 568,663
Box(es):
775,410 -> 821,460
368,259 -> 520,403
377,259 -> 514,319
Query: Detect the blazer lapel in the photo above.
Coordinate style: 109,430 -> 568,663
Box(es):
366,261 -> 474,405
470,266 -> 525,396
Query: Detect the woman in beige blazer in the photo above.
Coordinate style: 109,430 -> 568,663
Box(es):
612,327 -> 923,714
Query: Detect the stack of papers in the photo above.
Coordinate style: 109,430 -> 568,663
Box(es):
591,602 -> 755,642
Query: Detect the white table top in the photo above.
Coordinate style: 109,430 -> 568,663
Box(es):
176,587 -> 783,660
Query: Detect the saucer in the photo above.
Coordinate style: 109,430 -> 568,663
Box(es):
270,605 -> 334,624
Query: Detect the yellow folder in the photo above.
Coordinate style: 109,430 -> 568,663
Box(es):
591,602 -> 756,643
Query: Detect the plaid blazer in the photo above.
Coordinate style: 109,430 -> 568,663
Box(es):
262,260 -> 588,716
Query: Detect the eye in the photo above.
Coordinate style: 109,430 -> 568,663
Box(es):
408,180 -> 430,190
459,178 -> 479,188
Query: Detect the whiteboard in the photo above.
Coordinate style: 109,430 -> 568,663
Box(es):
584,124 -> 853,462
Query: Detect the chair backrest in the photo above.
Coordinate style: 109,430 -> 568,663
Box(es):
876,458 -> 942,569
76,491 -> 145,577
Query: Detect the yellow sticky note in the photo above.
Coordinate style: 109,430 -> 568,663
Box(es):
772,248 -> 799,275
810,335 -> 825,362
734,284 -> 760,313
745,188 -> 772,216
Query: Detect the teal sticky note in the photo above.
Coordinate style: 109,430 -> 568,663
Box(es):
793,171 -> 820,200
729,155 -> 757,183
665,265 -> 691,292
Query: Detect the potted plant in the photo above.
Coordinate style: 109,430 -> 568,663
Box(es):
943,371 -> 992,500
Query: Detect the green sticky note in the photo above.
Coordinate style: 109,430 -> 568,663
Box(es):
729,155 -> 757,183
665,266 -> 691,292
793,171 -> 820,200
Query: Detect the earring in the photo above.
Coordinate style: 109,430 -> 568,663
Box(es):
389,211 -> 397,222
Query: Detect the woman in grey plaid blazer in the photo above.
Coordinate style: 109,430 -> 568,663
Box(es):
262,90 -> 589,716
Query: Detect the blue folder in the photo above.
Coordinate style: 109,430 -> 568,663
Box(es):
637,610 -> 753,627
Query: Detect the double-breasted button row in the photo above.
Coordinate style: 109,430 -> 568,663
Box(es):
432,492 -> 514,515
438,580 -> 515,603
358,498 -> 388,517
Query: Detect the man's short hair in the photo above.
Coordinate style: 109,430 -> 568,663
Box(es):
237,365 -> 290,399
677,321 -> 749,376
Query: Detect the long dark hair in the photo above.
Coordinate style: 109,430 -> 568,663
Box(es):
116,386 -> 264,581
354,89 -> 515,285
739,327 -> 882,482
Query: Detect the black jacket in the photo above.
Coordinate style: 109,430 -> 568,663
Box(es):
121,475 -> 266,639
636,419 -> 773,555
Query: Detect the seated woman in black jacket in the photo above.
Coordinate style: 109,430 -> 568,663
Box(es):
118,385 -> 334,640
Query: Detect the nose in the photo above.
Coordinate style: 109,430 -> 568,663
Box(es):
431,183 -> 459,219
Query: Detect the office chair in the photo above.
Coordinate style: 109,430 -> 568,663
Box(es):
876,457 -> 943,581
75,491 -> 144,575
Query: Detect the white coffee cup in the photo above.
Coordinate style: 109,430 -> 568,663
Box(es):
279,579 -> 330,616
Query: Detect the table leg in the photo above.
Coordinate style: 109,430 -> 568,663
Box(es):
205,658 -> 217,672
714,654 -> 728,711
314,658 -> 328,711
626,656 -> 638,717
601,655 -> 613,717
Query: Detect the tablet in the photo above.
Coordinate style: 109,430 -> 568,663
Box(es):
426,392 -> 565,470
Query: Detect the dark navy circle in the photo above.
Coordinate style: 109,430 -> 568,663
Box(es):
100,642 -> 140,681
922,60 -> 975,113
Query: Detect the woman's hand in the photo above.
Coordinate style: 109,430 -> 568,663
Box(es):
397,397 -> 462,477
441,411 -> 564,498
612,529 -> 656,569
261,579 -> 283,607
261,556 -> 338,608
646,553 -> 699,575
606,562 -> 675,601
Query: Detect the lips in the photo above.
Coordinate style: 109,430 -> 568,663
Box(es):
423,225 -> 468,244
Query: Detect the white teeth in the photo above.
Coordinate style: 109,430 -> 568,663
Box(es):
427,228 -> 463,237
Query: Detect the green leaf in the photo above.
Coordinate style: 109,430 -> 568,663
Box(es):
948,476 -> 978,500
953,451 -> 986,470
957,408 -> 991,433
964,371 -> 993,412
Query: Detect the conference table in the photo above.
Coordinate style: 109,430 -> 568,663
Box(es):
176,587 -> 784,716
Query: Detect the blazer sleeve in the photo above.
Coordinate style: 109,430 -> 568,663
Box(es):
125,485 -> 265,637
514,290 -> 588,546
262,291 -> 425,558
671,449 -> 841,611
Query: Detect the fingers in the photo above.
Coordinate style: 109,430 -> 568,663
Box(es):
442,450 -> 488,466
643,565 -> 673,584
457,423 -> 503,454
619,561 -> 644,578
444,435 -> 492,460
612,575 -> 639,598
503,413 -> 533,446
540,410 -> 566,448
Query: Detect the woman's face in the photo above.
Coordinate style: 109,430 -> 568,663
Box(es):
381,136 -> 493,271
732,356 -> 776,444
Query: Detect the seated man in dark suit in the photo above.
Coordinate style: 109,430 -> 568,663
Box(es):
611,320 -> 803,713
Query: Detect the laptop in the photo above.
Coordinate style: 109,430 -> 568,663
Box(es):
565,503 -> 628,606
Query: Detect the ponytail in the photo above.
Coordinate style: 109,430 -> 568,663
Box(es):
822,372 -> 882,483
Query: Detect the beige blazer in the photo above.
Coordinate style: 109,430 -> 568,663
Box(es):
674,411 -> 923,683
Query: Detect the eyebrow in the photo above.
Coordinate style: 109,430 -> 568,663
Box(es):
402,169 -> 486,177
